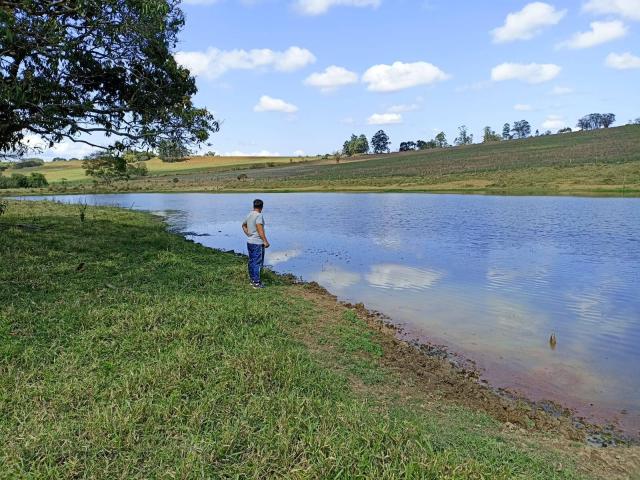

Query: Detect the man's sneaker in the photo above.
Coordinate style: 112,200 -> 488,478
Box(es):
252,282 -> 265,289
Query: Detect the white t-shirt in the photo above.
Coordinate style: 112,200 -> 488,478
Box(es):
244,211 -> 265,245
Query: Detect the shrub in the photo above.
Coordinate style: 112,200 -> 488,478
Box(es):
0,172 -> 48,189
126,162 -> 148,177
12,158 -> 45,169
28,172 -> 48,187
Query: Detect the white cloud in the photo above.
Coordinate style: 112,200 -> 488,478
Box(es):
491,2 -> 567,43
293,149 -> 306,156
254,95 -> 298,113
362,61 -> 450,92
605,51 -> 640,69
558,21 -> 627,49
294,0 -> 380,15
304,65 -> 358,92
387,103 -> 420,113
552,85 -> 573,95
491,62 -> 561,83
542,114 -> 566,130
223,150 -> 280,156
583,0 -> 640,21
514,103 -> 533,111
365,264 -> 442,290
367,113 -> 402,125
175,46 -> 316,79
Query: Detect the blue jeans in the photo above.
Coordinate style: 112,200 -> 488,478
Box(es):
247,243 -> 265,284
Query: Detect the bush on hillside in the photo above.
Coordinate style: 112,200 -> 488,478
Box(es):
0,172 -> 48,189
12,158 -> 45,169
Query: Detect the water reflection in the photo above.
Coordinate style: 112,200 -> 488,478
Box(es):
311,265 -> 360,290
20,192 -> 640,433
265,248 -> 302,266
365,264 -> 442,291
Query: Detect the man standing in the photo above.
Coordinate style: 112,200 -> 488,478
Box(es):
242,199 -> 270,288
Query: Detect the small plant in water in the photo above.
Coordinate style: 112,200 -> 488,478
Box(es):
0,200 -> 7,216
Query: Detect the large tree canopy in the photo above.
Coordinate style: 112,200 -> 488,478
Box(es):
0,0 -> 218,157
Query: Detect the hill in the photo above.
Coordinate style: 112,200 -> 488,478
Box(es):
4,125 -> 640,196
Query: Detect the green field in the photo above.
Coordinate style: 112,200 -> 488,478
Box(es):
7,154 -> 319,184
3,125 -> 640,196
2,200 -> 637,478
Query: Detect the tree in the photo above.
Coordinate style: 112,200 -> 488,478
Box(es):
558,127 -> 572,134
534,129 -> 540,137
434,132 -> 448,148
399,141 -> 417,152
502,123 -> 512,140
577,113 -> 615,130
357,134 -> 370,154
511,120 -> 531,139
342,134 -> 369,156
577,116 -> 590,131
1,0 -> 218,159
83,152 -> 128,185
158,140 -> 189,163
482,126 -> 501,143
601,113 -> 616,128
454,125 -> 473,146
52,157 -> 66,162
417,139 -> 437,150
371,130 -> 391,154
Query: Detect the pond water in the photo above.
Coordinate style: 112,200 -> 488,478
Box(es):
20,193 -> 640,434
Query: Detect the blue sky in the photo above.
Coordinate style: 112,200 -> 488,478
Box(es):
42,0 -> 640,158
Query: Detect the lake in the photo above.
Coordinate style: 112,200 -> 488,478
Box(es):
20,193 -> 640,434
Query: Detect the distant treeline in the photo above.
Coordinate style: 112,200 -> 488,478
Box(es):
341,113 -> 640,155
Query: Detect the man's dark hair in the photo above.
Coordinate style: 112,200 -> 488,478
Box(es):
253,199 -> 264,209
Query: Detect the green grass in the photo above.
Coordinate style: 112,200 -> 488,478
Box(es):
0,200 -> 599,478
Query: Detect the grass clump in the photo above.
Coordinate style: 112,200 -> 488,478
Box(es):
0,200 -> 592,478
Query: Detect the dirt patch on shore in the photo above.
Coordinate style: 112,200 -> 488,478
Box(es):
289,281 -> 640,480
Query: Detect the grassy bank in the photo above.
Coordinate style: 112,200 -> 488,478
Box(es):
2,200 -> 638,478
4,125 -> 640,197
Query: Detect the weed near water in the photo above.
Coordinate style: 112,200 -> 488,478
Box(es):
0,200 -> 596,478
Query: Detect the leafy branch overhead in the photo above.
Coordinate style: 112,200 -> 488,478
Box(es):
0,0 -> 219,157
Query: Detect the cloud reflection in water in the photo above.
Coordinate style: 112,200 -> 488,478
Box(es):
366,263 -> 443,291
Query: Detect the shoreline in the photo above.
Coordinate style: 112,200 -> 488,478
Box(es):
3,199 -> 640,478
206,244 -> 637,446
5,184 -> 640,198
291,288 -> 639,445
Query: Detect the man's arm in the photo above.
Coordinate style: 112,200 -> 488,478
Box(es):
256,223 -> 270,248
242,221 -> 250,237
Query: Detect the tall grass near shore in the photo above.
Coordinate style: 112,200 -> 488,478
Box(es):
0,200 -> 590,478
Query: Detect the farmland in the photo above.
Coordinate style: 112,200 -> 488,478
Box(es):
4,125 -> 640,196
